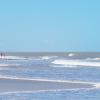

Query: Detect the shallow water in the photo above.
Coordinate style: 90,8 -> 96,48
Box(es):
0,52 -> 100,100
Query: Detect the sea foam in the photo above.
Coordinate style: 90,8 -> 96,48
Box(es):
52,59 -> 100,67
0,76 -> 99,90
0,64 -> 20,67
0,56 -> 31,60
68,53 -> 75,57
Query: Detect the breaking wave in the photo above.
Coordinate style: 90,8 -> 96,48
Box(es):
68,53 -> 75,57
0,56 -> 31,60
52,59 -> 100,67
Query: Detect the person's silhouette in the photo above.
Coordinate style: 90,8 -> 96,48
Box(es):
0,52 -> 3,58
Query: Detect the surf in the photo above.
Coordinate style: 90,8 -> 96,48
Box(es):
52,59 -> 100,67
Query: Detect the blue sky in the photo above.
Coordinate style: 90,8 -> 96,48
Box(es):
0,0 -> 100,52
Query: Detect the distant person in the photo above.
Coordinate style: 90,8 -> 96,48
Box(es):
0,52 -> 3,58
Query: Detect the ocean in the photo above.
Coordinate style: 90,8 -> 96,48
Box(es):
0,52 -> 100,100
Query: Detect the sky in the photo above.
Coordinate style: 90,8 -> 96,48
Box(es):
0,0 -> 100,52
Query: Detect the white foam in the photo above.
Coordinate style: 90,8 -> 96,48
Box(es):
94,83 -> 100,88
0,76 -> 92,83
41,56 -> 57,60
0,82 -> 99,95
52,59 -> 100,67
0,88 -> 86,95
0,56 -> 31,60
86,57 -> 100,61
0,76 -> 99,90
0,64 -> 20,67
68,53 -> 75,57
53,65 -> 77,68
94,58 -> 100,60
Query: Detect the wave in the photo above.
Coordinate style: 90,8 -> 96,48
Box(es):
86,57 -> 100,61
0,76 -> 99,95
52,59 -> 100,67
0,56 -> 31,60
0,76 -> 84,82
68,53 -> 75,57
41,56 -> 58,60
0,88 -> 92,95
94,83 -> 100,89
0,76 -> 93,83
0,76 -> 99,89
0,64 -> 20,67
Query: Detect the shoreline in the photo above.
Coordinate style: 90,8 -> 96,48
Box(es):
0,78 -> 94,93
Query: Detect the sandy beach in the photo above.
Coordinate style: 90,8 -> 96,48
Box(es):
0,78 -> 94,93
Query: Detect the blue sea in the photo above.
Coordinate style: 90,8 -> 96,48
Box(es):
0,52 -> 100,100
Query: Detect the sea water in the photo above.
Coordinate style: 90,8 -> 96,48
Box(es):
0,52 -> 100,100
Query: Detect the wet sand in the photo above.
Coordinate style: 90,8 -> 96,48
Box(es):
0,78 -> 94,93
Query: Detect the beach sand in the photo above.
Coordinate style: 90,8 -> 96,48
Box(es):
0,78 -> 94,93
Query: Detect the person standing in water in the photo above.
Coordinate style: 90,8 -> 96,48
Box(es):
0,52 -> 3,58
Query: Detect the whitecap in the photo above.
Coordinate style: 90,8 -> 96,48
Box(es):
52,59 -> 100,67
68,53 -> 75,57
0,56 -> 31,60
